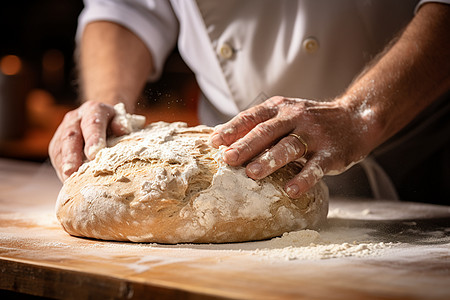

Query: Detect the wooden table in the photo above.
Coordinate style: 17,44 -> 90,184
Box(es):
1,158 -> 449,299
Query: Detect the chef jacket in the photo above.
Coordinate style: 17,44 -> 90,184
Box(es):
76,0 -> 450,202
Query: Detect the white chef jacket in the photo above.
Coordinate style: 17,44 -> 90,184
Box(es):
77,0 -> 449,124
76,0 -> 450,199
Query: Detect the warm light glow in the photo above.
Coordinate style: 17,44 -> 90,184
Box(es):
26,89 -> 55,110
0,55 -> 22,75
42,49 -> 64,72
26,89 -> 56,127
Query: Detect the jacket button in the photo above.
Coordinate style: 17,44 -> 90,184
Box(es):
303,37 -> 319,54
219,43 -> 234,59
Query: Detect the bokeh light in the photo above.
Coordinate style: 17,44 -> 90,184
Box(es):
0,55 -> 22,75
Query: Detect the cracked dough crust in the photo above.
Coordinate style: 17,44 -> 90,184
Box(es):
56,122 -> 328,244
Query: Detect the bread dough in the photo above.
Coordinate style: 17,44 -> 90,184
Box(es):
56,122 -> 328,244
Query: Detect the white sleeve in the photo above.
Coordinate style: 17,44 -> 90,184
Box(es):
76,0 -> 179,81
415,0 -> 450,13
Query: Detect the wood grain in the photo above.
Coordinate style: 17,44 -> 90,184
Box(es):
0,258 -> 225,300
1,159 -> 449,300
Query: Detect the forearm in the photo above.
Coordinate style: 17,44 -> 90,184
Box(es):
339,3 -> 450,154
79,21 -> 153,112
50,21 -> 153,181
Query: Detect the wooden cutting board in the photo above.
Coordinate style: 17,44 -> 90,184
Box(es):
1,158 -> 449,300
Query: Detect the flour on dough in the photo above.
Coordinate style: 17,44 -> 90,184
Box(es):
56,121 -> 329,243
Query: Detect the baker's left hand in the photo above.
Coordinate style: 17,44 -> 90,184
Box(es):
210,96 -> 372,198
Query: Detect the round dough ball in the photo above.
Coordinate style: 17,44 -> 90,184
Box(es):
56,122 -> 328,244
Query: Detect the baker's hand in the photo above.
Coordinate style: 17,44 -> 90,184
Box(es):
49,101 -> 130,182
210,96 -> 370,198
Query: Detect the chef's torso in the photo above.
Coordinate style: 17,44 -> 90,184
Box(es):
170,0 -> 417,124
78,0 -> 448,200
79,0 -> 418,124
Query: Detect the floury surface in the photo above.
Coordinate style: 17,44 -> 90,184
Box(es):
0,158 -> 449,299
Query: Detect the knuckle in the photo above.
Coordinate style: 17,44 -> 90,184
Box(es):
252,118 -> 290,141
238,140 -> 254,155
236,110 -> 257,124
237,105 -> 275,125
276,118 -> 292,131
284,138 -> 304,158
267,96 -> 285,106
252,122 -> 276,140
80,101 -> 114,119
82,113 -> 103,127
299,172 -> 317,188
63,110 -> 79,122
61,128 -> 81,142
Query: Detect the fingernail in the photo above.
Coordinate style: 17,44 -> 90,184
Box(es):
286,184 -> 299,198
247,162 -> 262,176
224,148 -> 239,163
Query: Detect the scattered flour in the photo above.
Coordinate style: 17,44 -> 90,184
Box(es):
252,229 -> 396,261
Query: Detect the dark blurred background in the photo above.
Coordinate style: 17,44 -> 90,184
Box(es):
0,0 -> 199,162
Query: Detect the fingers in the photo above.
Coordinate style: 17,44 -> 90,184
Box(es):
223,117 -> 294,166
209,95 -> 364,199
285,156 -> 326,198
244,131 -> 327,199
49,101 -> 118,182
246,133 -> 308,179
60,119 -> 84,180
110,102 -> 146,135
49,110 -> 84,182
79,102 -> 116,160
207,95 -> 331,199
210,100 -> 278,147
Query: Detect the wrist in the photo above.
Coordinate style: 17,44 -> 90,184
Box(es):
335,91 -> 387,155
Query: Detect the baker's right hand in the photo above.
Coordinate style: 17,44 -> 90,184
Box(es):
49,101 -> 129,182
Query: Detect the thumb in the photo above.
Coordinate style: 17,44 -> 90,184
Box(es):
110,103 -> 146,136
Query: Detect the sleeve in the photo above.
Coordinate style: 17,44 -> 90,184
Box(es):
76,0 -> 179,81
415,0 -> 450,13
